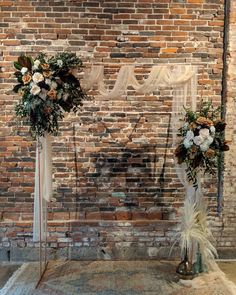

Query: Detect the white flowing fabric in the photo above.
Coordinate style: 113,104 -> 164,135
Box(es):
33,133 -> 52,242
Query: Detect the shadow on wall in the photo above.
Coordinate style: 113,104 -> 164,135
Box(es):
71,113 -> 177,221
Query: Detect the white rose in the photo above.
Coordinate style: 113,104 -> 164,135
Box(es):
183,138 -> 193,149
199,128 -> 210,139
32,72 -> 44,83
45,78 -> 51,85
30,84 -> 41,95
21,67 -> 28,75
200,143 -> 209,152
186,130 -> 194,140
57,59 -> 63,67
210,126 -> 215,134
51,81 -> 58,89
206,136 -> 214,145
193,136 -> 204,146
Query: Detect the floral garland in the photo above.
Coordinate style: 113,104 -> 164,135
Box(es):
174,101 -> 229,188
13,52 -> 86,137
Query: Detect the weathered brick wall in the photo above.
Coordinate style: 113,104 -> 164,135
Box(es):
0,0 -> 231,261
220,0 -> 236,258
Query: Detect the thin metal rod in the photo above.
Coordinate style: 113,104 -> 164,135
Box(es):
35,261 -> 48,289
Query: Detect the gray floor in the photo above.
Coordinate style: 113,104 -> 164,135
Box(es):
0,261 -> 236,295
0,263 -> 21,289
218,261 -> 236,284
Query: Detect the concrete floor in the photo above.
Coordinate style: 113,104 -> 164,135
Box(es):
0,263 -> 21,288
0,261 -> 236,295
218,261 -> 236,284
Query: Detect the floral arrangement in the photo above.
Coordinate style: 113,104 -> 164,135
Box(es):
13,52 -> 86,137
175,101 -> 229,188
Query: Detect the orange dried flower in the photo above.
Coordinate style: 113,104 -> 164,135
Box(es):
47,89 -> 57,100
196,116 -> 213,126
189,145 -> 198,159
43,71 -> 52,78
41,63 -> 50,70
189,122 -> 197,130
22,73 -> 32,84
205,148 -> 215,158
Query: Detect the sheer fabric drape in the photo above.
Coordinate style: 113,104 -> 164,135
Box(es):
33,133 -> 52,241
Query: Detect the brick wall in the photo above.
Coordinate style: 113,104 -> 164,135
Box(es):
220,0 -> 236,258
0,0 -> 233,261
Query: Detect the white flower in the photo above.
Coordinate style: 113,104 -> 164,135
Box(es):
45,78 -> 51,85
210,126 -> 215,134
206,136 -> 214,145
51,81 -> 58,89
183,139 -> 193,149
183,122 -> 189,130
57,59 -> 63,67
199,128 -> 210,139
186,130 -> 194,140
193,136 -> 204,146
21,67 -> 28,75
34,60 -> 40,66
200,143 -> 209,152
33,59 -> 40,70
32,72 -> 44,83
30,84 -> 41,95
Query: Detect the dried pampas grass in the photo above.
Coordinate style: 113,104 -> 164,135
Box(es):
172,198 -> 218,268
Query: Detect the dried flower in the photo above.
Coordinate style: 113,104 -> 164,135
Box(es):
47,89 -> 57,100
196,116 -> 213,127
41,63 -> 50,70
22,73 -> 32,84
205,148 -> 215,158
43,71 -> 52,78
189,122 -> 197,130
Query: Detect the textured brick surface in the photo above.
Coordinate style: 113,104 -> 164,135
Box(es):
221,0 -> 236,254
0,0 -> 233,260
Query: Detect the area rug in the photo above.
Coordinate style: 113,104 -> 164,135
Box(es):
0,262 -> 39,295
35,261 -> 236,295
